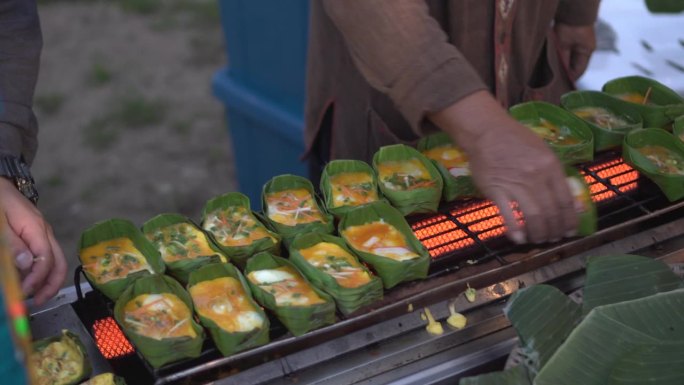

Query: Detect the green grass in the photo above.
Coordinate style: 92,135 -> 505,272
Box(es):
82,117 -> 119,150
34,93 -> 66,115
88,62 -> 113,86
114,95 -> 167,128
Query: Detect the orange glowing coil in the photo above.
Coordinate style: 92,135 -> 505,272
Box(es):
412,157 -> 641,258
93,317 -> 134,359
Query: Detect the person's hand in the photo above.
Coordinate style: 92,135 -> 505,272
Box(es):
429,91 -> 579,244
0,177 -> 66,305
554,22 -> 596,82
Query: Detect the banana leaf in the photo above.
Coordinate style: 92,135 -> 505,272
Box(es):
509,101 -> 594,164
560,90 -> 644,151
607,341 -> 684,385
602,76 -> 684,128
417,132 -> 479,202
463,254 -> 683,385
622,128 -> 684,201
535,289 -> 684,385
674,115 -> 684,143
244,252 -> 336,336
504,285 -> 582,372
262,175 -> 334,245
113,275 -> 204,368
288,233 -> 384,315
565,167 -> 597,236
187,263 -> 270,356
79,218 -> 165,301
373,144 -> 444,215
33,330 -> 92,385
319,159 -> 383,217
142,213 -> 228,284
201,192 -> 281,268
582,254 -> 684,315
79,373 -> 127,385
646,0 -> 684,13
338,201 -> 430,289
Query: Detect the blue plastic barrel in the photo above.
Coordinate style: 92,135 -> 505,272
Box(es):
214,0 -> 310,208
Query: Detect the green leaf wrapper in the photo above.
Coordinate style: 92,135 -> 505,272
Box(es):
338,201 -> 430,289
372,144 -> 444,215
289,233 -> 384,315
262,175 -> 335,245
510,101 -> 594,164
201,192 -> 282,268
622,128 -> 684,201
645,0 -> 684,13
187,263 -> 270,356
79,373 -> 127,385
417,132 -> 479,202
674,116 -> 684,144
79,219 -> 165,301
142,214 -> 229,284
33,330 -> 92,385
560,90 -> 644,151
319,159 -> 383,217
244,252 -> 336,336
602,76 -> 684,128
565,167 -> 597,236
114,275 -> 205,368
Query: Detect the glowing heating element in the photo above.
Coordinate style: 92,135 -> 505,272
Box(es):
411,159 -> 639,258
93,317 -> 135,359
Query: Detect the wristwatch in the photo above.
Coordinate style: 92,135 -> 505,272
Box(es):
0,155 -> 39,205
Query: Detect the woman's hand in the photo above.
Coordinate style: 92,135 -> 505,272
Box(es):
0,177 -> 66,305
429,91 -> 579,244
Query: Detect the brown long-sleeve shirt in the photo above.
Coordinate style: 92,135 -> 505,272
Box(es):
304,0 -> 600,165
0,0 -> 41,165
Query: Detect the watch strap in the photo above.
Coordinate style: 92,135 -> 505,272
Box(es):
0,156 -> 39,204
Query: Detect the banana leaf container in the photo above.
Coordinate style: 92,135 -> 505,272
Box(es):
79,218 -> 165,301
510,101 -> 594,164
114,275 -> 205,368
602,76 -> 684,129
674,116 -> 684,144
187,263 -> 270,356
289,233 -> 384,315
560,90 -> 644,151
372,144 -> 444,215
623,128 -> 684,201
80,373 -> 127,385
142,214 -> 228,284
417,132 -> 478,201
32,330 -> 92,385
244,252 -> 336,336
201,192 -> 281,268
339,201 -> 430,289
319,159 -> 383,217
565,168 -> 598,236
262,175 -> 334,245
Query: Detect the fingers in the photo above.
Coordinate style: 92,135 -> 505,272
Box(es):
506,185 -> 549,244
553,175 -> 580,237
33,231 -> 67,305
5,230 -> 33,278
489,189 -> 526,244
15,222 -> 55,297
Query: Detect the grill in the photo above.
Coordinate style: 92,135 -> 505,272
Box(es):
30,151 -> 684,385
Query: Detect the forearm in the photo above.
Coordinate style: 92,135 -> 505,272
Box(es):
0,0 -> 42,164
322,0 -> 486,133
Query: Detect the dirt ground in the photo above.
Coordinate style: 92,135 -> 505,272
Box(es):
31,1 -> 235,287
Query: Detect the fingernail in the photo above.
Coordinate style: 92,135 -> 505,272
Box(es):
15,251 -> 33,270
22,282 -> 34,297
510,231 -> 526,245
